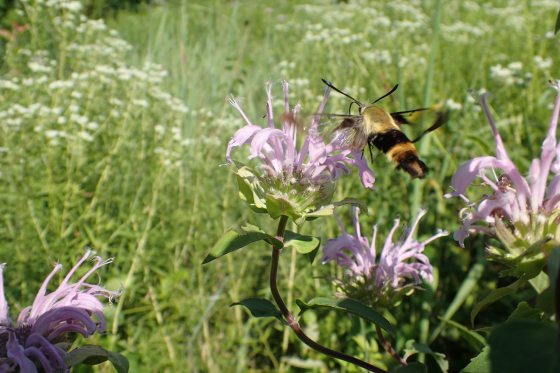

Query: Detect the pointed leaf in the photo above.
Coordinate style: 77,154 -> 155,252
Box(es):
548,247 -> 560,318
528,270 -> 549,294
536,286 -> 555,313
65,345 -> 129,373
241,223 -> 283,247
203,224 -> 282,264
549,247 -> 560,286
333,198 -> 367,209
471,277 -> 527,325
299,198 -> 367,223
235,166 -> 267,213
403,341 -> 448,373
231,297 -> 284,323
266,194 -> 298,220
390,362 -> 427,373
430,259 -> 484,343
489,320 -> 560,373
461,346 -> 490,373
506,301 -> 543,322
285,231 -> 320,254
439,318 -> 486,351
555,8 -> 560,34
296,297 -> 395,336
303,245 -> 320,264
303,204 -> 334,219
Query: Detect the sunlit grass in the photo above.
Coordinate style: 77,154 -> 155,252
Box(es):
0,0 -> 558,371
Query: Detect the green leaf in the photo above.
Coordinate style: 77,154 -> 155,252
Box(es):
439,318 -> 486,351
403,341 -> 448,373
65,345 -> 129,373
506,301 -> 543,322
266,194 -> 298,220
461,346 -> 490,373
390,362 -> 427,373
528,270 -> 549,294
241,223 -> 283,247
284,231 -> 320,254
296,297 -> 395,336
333,197 -> 367,209
202,224 -> 282,264
536,286 -> 555,313
235,166 -> 267,213
284,230 -> 321,264
555,8 -> 560,34
301,204 -> 335,220
430,259 -> 485,343
298,198 -> 365,223
470,277 -> 527,325
230,297 -> 284,323
548,247 -> 560,296
304,245 -> 320,264
489,320 -> 560,373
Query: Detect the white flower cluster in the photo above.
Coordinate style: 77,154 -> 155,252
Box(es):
0,0 -> 193,169
489,61 -> 531,86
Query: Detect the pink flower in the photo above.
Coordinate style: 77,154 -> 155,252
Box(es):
323,208 -> 447,304
446,80 -> 560,248
226,81 -> 375,189
0,251 -> 118,372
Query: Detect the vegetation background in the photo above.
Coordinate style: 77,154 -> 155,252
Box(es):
0,0 -> 558,371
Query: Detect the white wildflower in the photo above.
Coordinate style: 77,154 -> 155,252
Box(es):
77,130 -> 94,142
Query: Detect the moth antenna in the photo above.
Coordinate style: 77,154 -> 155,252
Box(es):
348,101 -> 358,115
321,78 -> 363,107
371,84 -> 399,104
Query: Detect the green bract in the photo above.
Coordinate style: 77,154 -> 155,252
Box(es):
233,163 -> 335,223
487,212 -> 560,278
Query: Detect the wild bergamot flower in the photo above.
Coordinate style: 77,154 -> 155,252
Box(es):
323,207 -> 447,308
0,251 -> 118,372
226,81 -> 375,222
446,80 -> 560,273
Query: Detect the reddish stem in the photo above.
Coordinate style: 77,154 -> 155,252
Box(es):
376,324 -> 407,366
269,215 -> 386,373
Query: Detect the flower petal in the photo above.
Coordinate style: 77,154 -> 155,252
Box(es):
0,265 -> 9,326
350,151 -> 375,188
7,331 -> 38,373
225,125 -> 262,162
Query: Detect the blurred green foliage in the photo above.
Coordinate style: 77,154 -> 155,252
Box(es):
81,0 -> 154,18
0,0 -> 559,372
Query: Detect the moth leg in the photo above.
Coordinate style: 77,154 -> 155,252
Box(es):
368,142 -> 375,163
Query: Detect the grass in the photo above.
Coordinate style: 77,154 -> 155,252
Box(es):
0,0 -> 559,371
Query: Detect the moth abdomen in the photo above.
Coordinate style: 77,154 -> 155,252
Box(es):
369,130 -> 427,179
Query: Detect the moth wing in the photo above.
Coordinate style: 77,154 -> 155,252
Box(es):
323,114 -> 365,150
284,112 -> 365,150
390,108 -> 429,126
390,106 -> 449,142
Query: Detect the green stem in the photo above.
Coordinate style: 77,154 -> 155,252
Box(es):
269,216 -> 386,373
410,0 -> 443,214
410,0 -> 444,362
556,255 -> 560,326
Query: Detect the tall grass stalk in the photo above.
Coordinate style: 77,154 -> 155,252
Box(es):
1,0 -> 558,371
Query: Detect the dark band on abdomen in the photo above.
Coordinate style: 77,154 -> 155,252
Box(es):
368,129 -> 412,153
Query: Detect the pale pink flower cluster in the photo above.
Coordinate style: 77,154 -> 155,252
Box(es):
226,81 -> 375,189
446,80 -> 560,247
0,251 -> 117,372
323,208 -> 447,293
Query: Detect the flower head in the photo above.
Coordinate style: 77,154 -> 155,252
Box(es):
0,251 -> 118,372
323,208 -> 447,308
226,81 -> 375,222
446,80 -> 560,270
